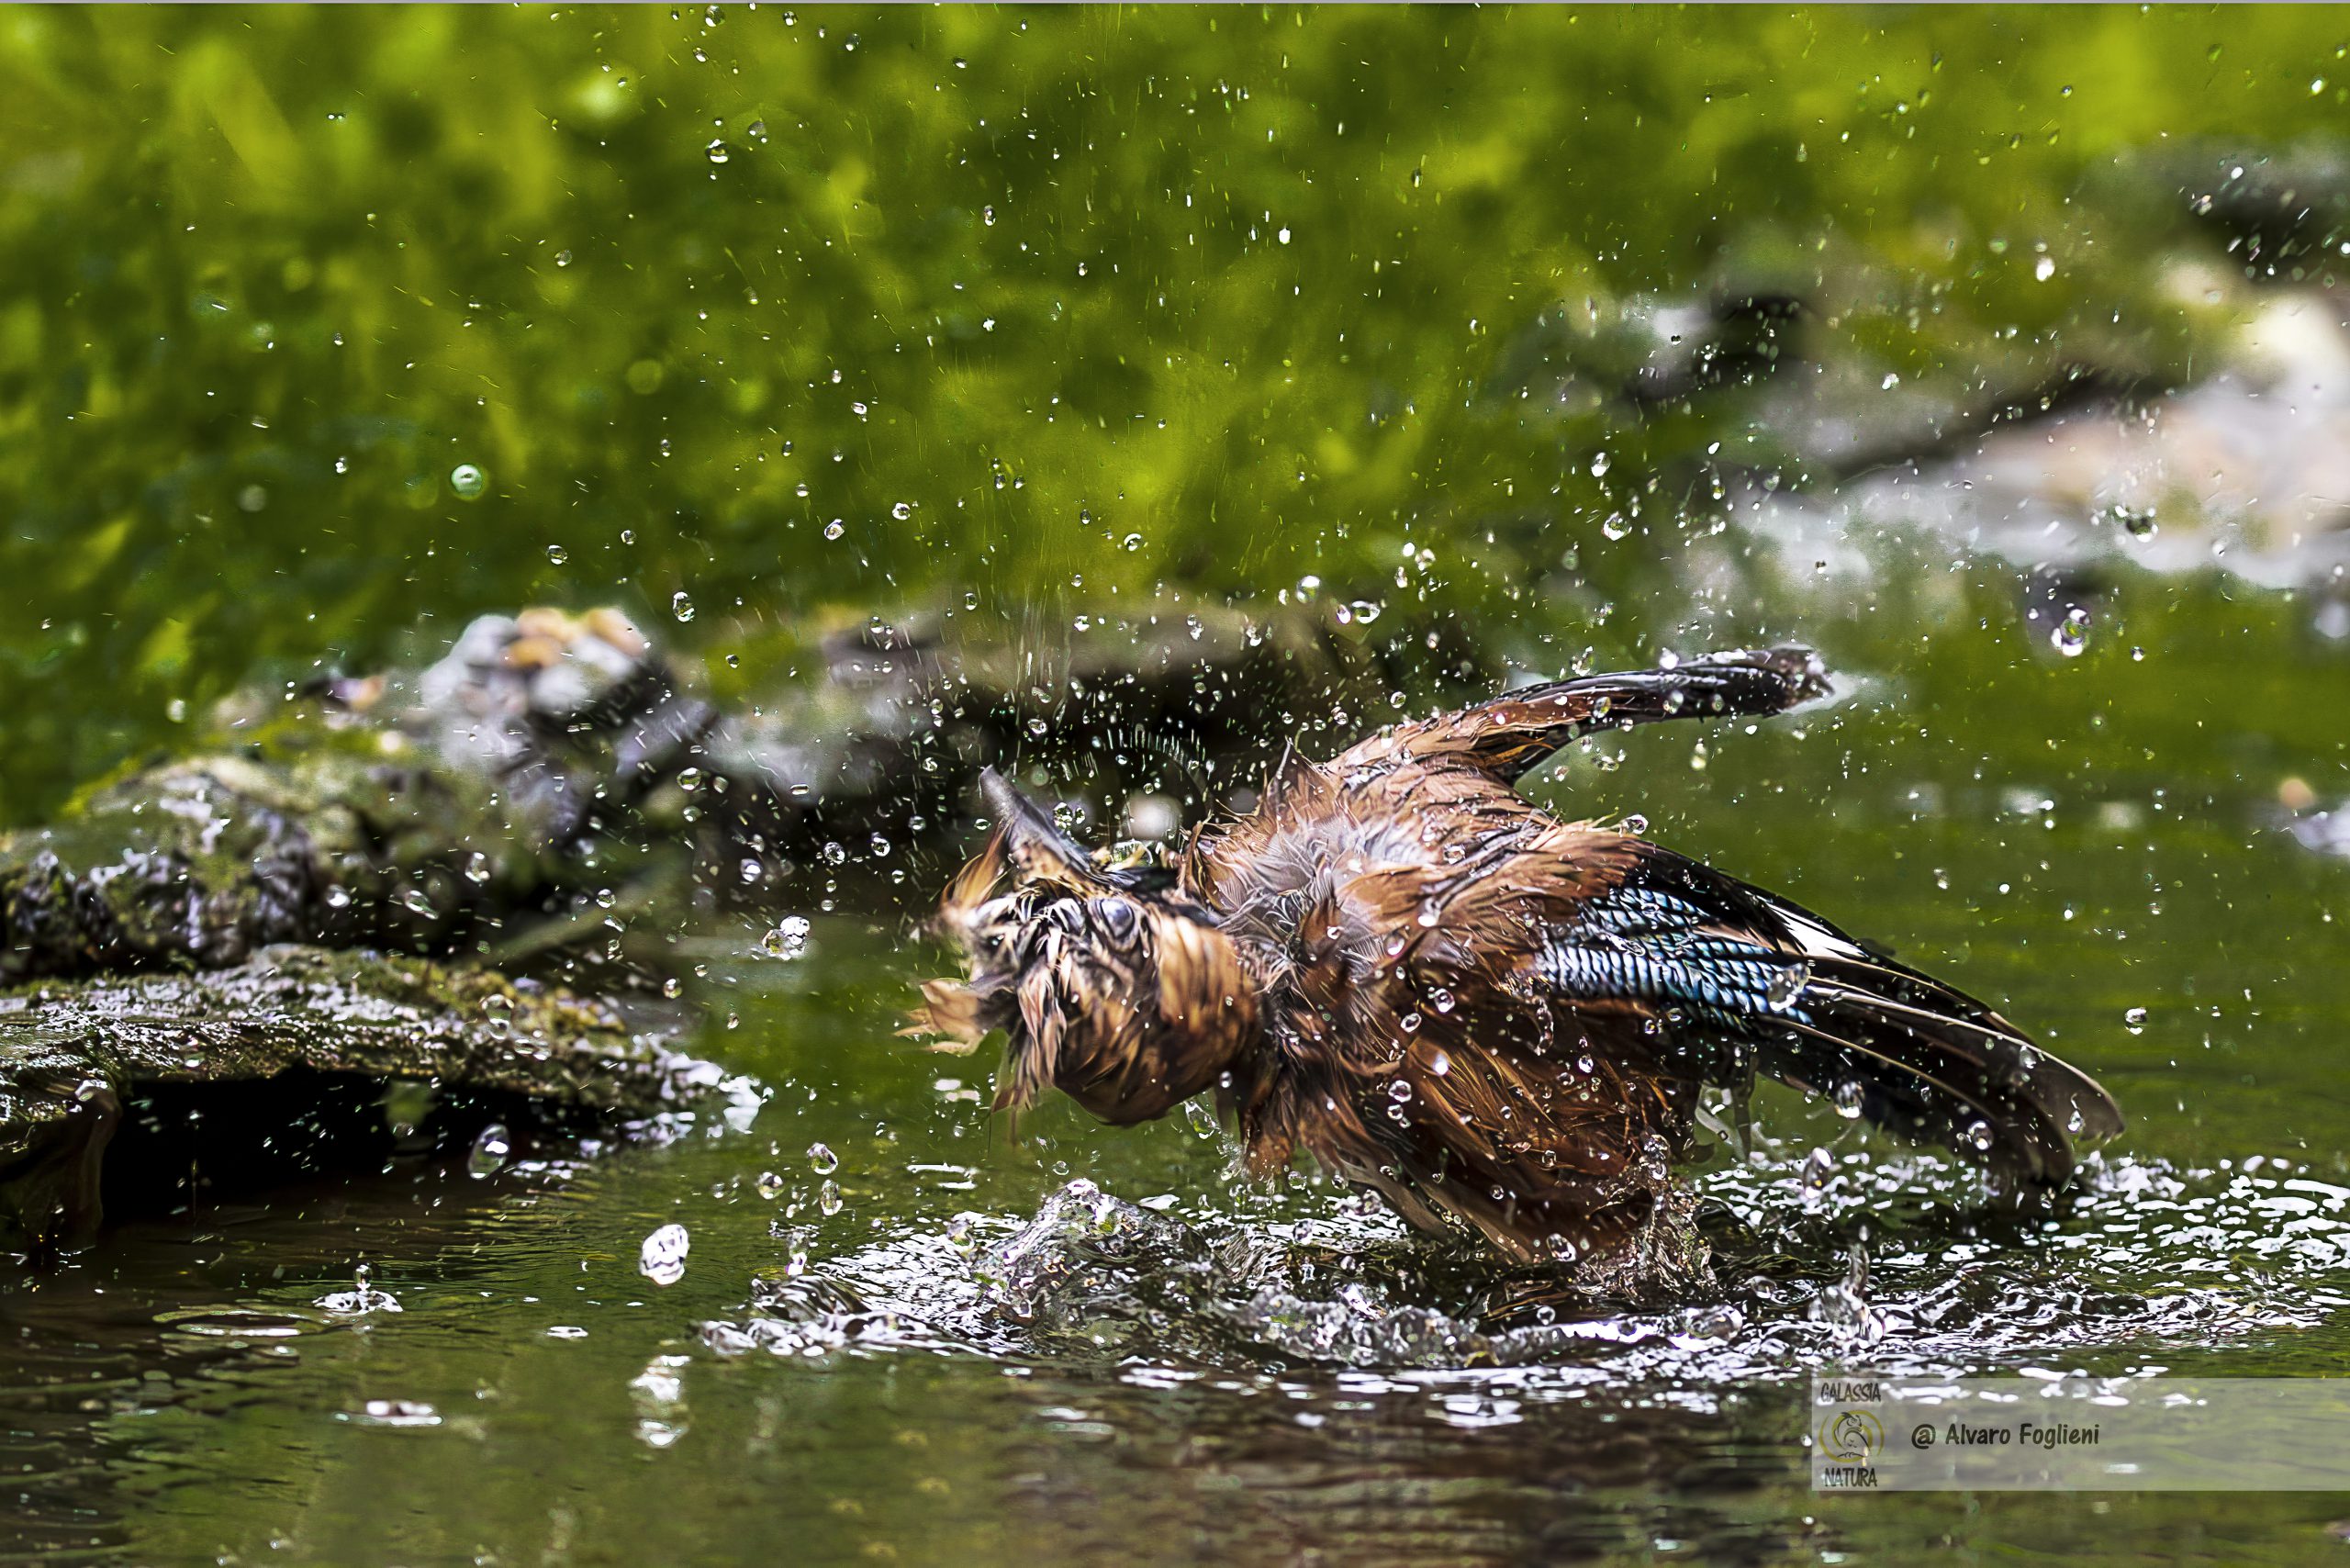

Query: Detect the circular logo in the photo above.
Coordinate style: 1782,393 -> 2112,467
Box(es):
1817,1408 -> 1884,1464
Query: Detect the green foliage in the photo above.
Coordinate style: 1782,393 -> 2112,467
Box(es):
4,6 -> 2346,818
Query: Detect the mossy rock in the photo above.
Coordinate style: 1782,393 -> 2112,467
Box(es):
0,945 -> 726,1250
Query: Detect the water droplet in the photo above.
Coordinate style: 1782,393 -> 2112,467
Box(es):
2053,605 -> 2089,657
1590,451 -> 1611,478
1025,717 -> 1049,738
817,1180 -> 842,1217
1639,1133 -> 1673,1182
467,1123 -> 510,1178
449,464 -> 487,500
761,915 -> 811,960
1050,801 -> 1083,834
821,841 -> 846,867
2034,254 -> 2056,282
823,519 -> 845,541
1966,1120 -> 1997,1152
755,1170 -> 786,1201
672,591 -> 696,623
808,1142 -> 839,1175
480,993 -> 513,1039
706,139 -> 730,164
638,1223 -> 690,1286
1832,1081 -> 1865,1120
545,544 -> 568,565
1183,1099 -> 1218,1139
1429,987 -> 1456,1014
1766,962 -> 1812,1009
594,887 -> 617,910
2124,1005 -> 2149,1035
316,1261 -> 401,1316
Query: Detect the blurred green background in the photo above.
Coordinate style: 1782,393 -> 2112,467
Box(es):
6,4 -> 2347,820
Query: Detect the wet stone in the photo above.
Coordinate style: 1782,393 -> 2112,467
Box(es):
0,944 -> 724,1250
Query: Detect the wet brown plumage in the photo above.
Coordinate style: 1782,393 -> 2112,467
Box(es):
908,647 -> 2123,1264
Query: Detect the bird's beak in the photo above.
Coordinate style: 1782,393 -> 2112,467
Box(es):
979,767 -> 1105,890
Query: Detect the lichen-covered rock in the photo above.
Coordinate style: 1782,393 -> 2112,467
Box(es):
0,607 -> 708,983
0,945 -> 723,1249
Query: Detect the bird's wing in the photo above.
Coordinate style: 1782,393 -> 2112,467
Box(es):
1502,837 -> 2123,1185
1333,645 -> 1829,786
1243,822 -> 2120,1259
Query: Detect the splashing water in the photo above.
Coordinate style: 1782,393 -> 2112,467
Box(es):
707,1151 -> 2350,1390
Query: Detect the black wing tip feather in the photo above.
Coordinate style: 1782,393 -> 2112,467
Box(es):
1722,644 -> 1832,707
1609,846 -> 2121,1188
1680,644 -> 1832,715
1788,982 -> 2122,1190
1482,644 -> 1830,724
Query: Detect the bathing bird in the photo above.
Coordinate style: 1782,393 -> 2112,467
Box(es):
908,647 -> 2121,1263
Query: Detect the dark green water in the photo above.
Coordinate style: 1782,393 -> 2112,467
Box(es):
7,7 -> 2350,1564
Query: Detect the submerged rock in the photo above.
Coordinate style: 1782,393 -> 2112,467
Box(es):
0,944 -> 722,1249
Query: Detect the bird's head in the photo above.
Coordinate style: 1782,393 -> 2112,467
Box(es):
906,769 -> 1259,1126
